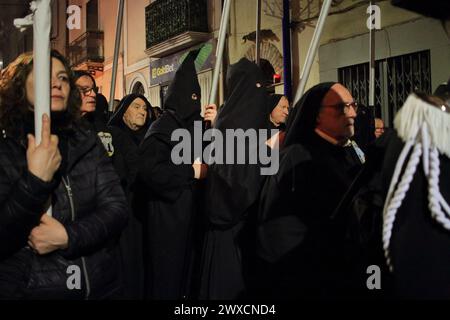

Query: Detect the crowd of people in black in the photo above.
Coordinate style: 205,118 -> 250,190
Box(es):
0,49 -> 449,300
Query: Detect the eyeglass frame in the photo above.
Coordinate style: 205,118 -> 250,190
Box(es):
321,101 -> 359,114
77,86 -> 99,96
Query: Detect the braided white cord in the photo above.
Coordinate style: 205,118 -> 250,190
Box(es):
383,94 -> 450,272
383,140 -> 415,214
422,124 -> 430,175
428,147 -> 450,228
383,141 -> 423,271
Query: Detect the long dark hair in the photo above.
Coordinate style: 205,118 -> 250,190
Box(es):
0,50 -> 82,137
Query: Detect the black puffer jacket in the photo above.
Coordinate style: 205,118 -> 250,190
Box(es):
0,126 -> 128,300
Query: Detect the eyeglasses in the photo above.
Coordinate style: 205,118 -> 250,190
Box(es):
322,101 -> 358,113
78,86 -> 98,96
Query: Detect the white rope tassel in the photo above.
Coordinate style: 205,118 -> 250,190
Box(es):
395,94 -> 450,158
382,140 -> 422,271
428,147 -> 450,228
383,94 -> 450,271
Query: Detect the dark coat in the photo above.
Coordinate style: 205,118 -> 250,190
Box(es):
256,82 -> 364,299
0,125 -> 128,300
107,94 -> 154,300
257,133 -> 364,299
339,129 -> 450,299
199,58 -> 271,300
383,133 -> 450,299
108,94 -> 154,192
135,51 -> 204,300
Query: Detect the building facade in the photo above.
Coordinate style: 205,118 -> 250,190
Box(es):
4,0 -> 446,124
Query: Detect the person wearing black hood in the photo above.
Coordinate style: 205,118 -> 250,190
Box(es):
268,94 -> 289,130
107,94 -> 154,299
257,82 -> 365,299
135,51 -> 214,300
108,94 -> 154,193
199,58 -> 275,300
267,94 -> 290,148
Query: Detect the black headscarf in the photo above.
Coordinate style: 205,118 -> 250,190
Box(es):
108,94 -> 153,128
284,82 -> 336,147
108,94 -> 154,144
267,94 -> 284,113
215,58 -> 269,131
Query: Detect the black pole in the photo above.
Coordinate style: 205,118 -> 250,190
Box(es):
282,0 -> 292,101
256,0 -> 261,66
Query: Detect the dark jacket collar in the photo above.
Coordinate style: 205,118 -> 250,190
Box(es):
1,123 -> 97,174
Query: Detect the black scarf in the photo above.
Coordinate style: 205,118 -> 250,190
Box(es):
284,82 -> 336,147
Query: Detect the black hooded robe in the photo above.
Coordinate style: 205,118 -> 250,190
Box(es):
135,52 -> 204,300
256,82 -> 365,299
199,58 -> 272,300
107,94 -> 154,300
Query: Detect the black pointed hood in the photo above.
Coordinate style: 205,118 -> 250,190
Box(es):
215,58 -> 269,131
163,50 -> 201,122
284,82 -> 336,147
205,58 -> 271,228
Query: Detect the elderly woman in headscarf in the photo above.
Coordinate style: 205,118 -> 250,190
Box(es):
107,93 -> 155,300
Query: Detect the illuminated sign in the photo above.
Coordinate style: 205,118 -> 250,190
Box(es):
149,39 -> 216,85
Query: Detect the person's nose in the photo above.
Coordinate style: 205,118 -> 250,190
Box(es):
346,105 -> 357,118
52,76 -> 62,89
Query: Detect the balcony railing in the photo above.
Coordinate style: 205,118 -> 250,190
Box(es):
67,31 -> 104,67
145,0 -> 208,49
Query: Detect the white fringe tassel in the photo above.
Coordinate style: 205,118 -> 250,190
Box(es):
382,94 -> 450,272
394,94 -> 450,158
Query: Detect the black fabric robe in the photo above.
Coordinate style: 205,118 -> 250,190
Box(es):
199,58 -> 271,299
256,82 -> 365,299
383,134 -> 450,299
107,94 -> 154,299
339,126 -> 450,299
135,51 -> 204,300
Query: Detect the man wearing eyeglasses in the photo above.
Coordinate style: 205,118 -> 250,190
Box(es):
316,86 -> 358,146
256,82 -> 366,299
